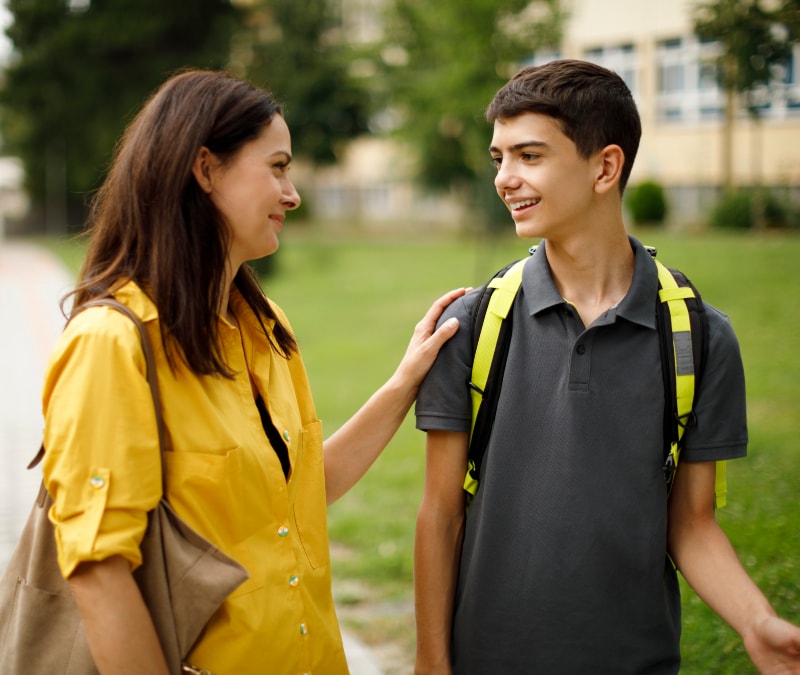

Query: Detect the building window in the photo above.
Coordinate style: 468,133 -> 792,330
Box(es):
362,184 -> 391,219
782,42 -> 800,111
522,48 -> 562,68
655,36 -> 724,122
584,43 -> 637,94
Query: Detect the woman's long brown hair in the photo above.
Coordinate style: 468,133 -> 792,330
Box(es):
68,69 -> 298,375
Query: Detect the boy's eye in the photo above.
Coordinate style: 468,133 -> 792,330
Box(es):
490,156 -> 502,169
521,152 -> 539,161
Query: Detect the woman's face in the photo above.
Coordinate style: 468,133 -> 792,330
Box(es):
197,115 -> 301,271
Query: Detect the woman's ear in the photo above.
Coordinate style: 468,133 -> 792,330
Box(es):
192,147 -> 217,194
594,144 -> 624,195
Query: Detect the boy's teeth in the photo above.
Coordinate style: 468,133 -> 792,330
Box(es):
511,198 -> 539,210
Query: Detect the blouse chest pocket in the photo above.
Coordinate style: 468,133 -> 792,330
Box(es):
291,420 -> 330,570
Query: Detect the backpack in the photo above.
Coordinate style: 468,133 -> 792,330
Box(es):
464,246 -> 728,509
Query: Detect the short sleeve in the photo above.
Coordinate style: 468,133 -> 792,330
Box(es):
681,303 -> 748,462
415,291 -> 477,433
42,307 -> 162,578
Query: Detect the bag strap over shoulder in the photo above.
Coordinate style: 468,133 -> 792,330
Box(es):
29,297 -> 168,496
80,298 -> 166,452
465,256 -> 528,504
653,259 -> 726,507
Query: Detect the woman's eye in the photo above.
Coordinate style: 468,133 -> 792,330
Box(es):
490,156 -> 502,169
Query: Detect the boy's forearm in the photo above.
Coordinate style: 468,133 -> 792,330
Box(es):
670,514 -> 776,638
668,461 -> 777,639
414,506 -> 464,674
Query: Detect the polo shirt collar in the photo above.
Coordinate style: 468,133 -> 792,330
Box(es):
616,236 -> 659,329
520,241 -> 564,316
520,236 -> 659,329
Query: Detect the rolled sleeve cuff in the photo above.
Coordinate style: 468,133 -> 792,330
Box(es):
681,439 -> 748,463
51,468 -> 149,578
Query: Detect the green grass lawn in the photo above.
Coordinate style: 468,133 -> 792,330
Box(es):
39,227 -> 800,672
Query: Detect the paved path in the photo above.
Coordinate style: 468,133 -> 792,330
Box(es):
0,241 -> 72,565
0,239 -> 384,675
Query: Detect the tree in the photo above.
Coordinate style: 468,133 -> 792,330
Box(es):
0,0 -> 238,232
371,0 -> 565,228
233,0 -> 370,165
776,0 -> 800,36
693,0 -> 792,194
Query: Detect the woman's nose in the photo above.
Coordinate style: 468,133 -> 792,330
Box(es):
282,178 -> 301,210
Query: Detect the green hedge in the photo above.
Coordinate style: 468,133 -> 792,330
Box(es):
709,189 -> 793,230
627,180 -> 668,225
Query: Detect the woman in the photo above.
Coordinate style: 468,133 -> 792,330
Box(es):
41,69 -> 463,674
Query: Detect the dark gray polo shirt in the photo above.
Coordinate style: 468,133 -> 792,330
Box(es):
415,237 -> 748,674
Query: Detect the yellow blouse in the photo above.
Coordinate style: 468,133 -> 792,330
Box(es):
42,282 -> 348,674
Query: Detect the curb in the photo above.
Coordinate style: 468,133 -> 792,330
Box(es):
342,630 -> 385,674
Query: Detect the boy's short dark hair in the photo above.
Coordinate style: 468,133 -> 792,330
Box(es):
486,59 -> 642,192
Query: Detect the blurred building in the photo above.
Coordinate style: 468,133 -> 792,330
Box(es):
533,0 -> 800,225
298,0 -> 468,234
318,0 -> 799,230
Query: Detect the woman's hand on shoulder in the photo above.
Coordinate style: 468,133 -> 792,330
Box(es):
395,288 -> 468,388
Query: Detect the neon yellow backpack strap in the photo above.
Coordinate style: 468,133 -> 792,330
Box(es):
654,259 -> 727,507
464,258 -> 528,498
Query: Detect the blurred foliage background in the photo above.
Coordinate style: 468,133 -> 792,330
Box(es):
1,0 -> 799,234
0,0 -> 568,233
0,0 -> 239,227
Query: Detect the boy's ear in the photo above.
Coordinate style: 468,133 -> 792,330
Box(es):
594,145 -> 624,195
192,146 -> 217,194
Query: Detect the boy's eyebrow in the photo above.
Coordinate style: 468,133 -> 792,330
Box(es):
271,151 -> 293,163
489,140 -> 550,154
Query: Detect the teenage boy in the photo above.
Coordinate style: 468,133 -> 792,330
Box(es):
414,59 -> 800,674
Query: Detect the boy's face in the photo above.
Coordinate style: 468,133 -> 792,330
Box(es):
490,112 -> 601,241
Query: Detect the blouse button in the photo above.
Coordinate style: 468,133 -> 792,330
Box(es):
283,430 -> 291,443
278,526 -> 289,537
299,623 -> 308,636
289,575 -> 299,587
89,475 -> 105,488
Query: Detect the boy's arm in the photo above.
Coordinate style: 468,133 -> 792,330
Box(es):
667,461 -> 800,672
414,429 -> 469,675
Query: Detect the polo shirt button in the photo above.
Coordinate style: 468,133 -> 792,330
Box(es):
278,526 -> 289,537
576,344 -> 586,355
89,476 -> 105,488
289,575 -> 299,587
283,430 -> 291,442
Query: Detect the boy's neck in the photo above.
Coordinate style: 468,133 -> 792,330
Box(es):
542,223 -> 634,327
